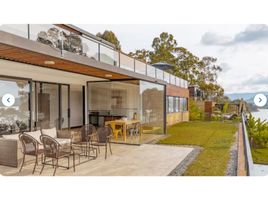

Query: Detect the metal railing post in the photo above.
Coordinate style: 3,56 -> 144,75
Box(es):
134,59 -> 136,72
27,24 -> 30,39
118,51 -> 121,68
98,43 -> 100,61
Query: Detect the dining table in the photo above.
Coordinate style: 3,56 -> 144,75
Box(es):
105,119 -> 141,142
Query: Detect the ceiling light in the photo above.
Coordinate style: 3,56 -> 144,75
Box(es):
105,74 -> 113,78
44,60 -> 55,65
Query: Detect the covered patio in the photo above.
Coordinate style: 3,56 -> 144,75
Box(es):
0,144 -> 193,176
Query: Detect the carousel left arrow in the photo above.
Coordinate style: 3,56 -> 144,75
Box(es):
2,93 -> 15,107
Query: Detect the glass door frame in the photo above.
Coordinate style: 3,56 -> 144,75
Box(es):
33,81 -> 70,130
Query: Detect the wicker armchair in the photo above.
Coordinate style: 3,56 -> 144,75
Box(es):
72,124 -> 96,157
40,134 -> 75,176
18,133 -> 44,174
90,126 -> 113,159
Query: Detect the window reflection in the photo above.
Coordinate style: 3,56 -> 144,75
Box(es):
87,80 -> 165,143
140,81 -> 164,135
0,78 -> 30,135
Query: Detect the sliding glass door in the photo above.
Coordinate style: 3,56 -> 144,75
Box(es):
34,82 -> 70,130
0,77 -> 31,135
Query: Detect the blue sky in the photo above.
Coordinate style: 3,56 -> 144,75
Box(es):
79,24 -> 268,94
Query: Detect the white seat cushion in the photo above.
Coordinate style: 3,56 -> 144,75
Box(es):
42,127 -> 57,138
26,130 -> 42,143
2,134 -> 19,140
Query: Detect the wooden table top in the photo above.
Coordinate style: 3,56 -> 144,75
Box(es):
105,119 -> 140,125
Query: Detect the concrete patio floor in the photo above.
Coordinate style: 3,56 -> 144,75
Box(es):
0,144 -> 193,176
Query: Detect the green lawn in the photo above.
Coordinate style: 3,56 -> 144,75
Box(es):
158,121 -> 237,176
252,148 -> 268,164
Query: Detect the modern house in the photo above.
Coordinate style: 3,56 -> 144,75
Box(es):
0,24 -> 189,145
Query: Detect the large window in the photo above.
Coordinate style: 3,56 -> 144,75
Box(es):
168,96 -> 174,113
181,97 -> 188,112
87,80 -> 165,144
0,77 -> 30,135
140,81 -> 165,135
167,96 -> 188,113
175,97 -> 179,112
87,81 -> 140,128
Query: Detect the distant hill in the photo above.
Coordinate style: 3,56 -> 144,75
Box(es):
226,92 -> 268,102
226,92 -> 268,111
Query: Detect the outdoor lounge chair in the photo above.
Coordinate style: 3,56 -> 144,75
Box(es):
41,127 -> 71,147
90,126 -> 113,159
40,134 -> 75,176
18,132 -> 44,174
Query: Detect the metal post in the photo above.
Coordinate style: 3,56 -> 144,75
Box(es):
98,43 -> 101,61
134,59 -> 136,72
118,51 -> 121,68
29,80 -> 32,131
27,24 -> 30,39
60,31 -> 64,57
164,85 -> 167,134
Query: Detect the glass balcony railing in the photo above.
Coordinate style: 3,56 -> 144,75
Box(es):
100,44 -> 119,67
81,36 -> 99,61
0,24 -> 28,38
147,64 -> 156,78
156,68 -> 164,80
120,52 -> 135,71
0,24 -> 189,88
164,72 -> 170,83
134,59 -> 146,75
170,75 -> 176,85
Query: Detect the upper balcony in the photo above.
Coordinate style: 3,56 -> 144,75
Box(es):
0,24 -> 188,88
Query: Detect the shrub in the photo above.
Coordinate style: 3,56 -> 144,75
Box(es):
246,114 -> 268,148
189,99 -> 204,121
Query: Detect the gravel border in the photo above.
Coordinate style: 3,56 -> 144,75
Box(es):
226,131 -> 238,176
168,146 -> 203,176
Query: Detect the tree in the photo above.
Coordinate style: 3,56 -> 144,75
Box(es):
172,47 -> 201,83
129,32 -> 224,100
150,32 -> 178,64
96,30 -> 121,50
128,49 -> 150,63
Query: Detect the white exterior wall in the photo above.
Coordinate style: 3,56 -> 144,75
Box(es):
0,59 -> 104,126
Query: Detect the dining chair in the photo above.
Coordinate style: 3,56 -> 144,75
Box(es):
90,126 -> 112,159
72,124 -> 96,157
107,123 -> 123,140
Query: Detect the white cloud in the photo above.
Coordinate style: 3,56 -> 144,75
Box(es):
201,24 -> 268,46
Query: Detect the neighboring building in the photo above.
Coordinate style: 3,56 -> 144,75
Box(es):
0,24 -> 189,144
188,85 -> 204,101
